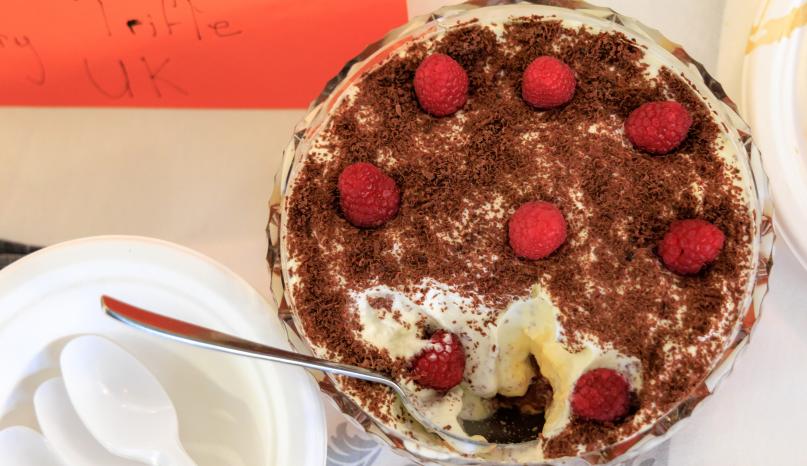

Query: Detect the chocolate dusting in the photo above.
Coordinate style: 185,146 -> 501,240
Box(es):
284,17 -> 753,457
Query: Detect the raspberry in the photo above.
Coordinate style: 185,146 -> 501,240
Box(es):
625,101 -> 692,154
412,331 -> 466,390
337,162 -> 400,228
658,219 -> 725,275
521,56 -> 576,109
414,54 -> 468,116
571,368 -> 631,422
508,201 -> 567,260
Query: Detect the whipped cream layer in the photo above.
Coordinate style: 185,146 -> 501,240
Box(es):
281,5 -> 756,462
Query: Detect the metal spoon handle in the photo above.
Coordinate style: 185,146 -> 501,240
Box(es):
100,296 -> 403,397
102,295 -> 493,448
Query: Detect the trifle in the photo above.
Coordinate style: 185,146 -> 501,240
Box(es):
270,2 -> 772,464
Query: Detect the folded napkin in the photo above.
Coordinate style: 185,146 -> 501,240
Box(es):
0,240 -> 40,270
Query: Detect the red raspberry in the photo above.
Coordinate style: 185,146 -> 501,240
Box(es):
412,331 -> 466,390
625,101 -> 692,154
508,201 -> 567,260
521,56 -> 576,109
571,368 -> 631,422
337,162 -> 400,228
658,219 -> 725,275
414,54 -> 468,116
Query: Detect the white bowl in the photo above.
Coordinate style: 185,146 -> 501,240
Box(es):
0,236 -> 327,466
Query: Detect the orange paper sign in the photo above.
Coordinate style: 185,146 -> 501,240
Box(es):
0,0 -> 408,108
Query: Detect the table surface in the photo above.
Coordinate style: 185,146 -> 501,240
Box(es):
2,1 -> 806,465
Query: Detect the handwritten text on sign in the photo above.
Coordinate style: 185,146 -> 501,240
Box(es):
0,0 -> 407,108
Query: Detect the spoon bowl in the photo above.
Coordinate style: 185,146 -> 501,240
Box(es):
34,377 -> 141,466
60,335 -> 196,466
0,426 -> 65,466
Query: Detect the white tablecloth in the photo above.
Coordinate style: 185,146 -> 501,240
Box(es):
1,1 -> 805,465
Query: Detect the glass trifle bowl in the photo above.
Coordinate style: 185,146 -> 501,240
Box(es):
266,1 -> 774,464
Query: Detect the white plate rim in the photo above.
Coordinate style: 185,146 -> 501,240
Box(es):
741,0 -> 807,269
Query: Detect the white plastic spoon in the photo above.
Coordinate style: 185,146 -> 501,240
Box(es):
34,377 -> 144,466
0,426 -> 66,466
60,335 -> 196,466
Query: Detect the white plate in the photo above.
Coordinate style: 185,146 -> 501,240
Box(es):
0,236 -> 326,466
742,0 -> 807,269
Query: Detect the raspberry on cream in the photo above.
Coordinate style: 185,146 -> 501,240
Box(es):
414,53 -> 469,117
625,100 -> 693,154
571,368 -> 632,422
521,56 -> 576,109
658,219 -> 726,275
508,201 -> 567,260
413,331 -> 466,390
338,162 -> 400,228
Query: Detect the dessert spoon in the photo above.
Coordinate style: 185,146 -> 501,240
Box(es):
0,426 -> 66,466
101,295 -> 490,449
60,335 -> 197,466
34,377 -> 142,466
